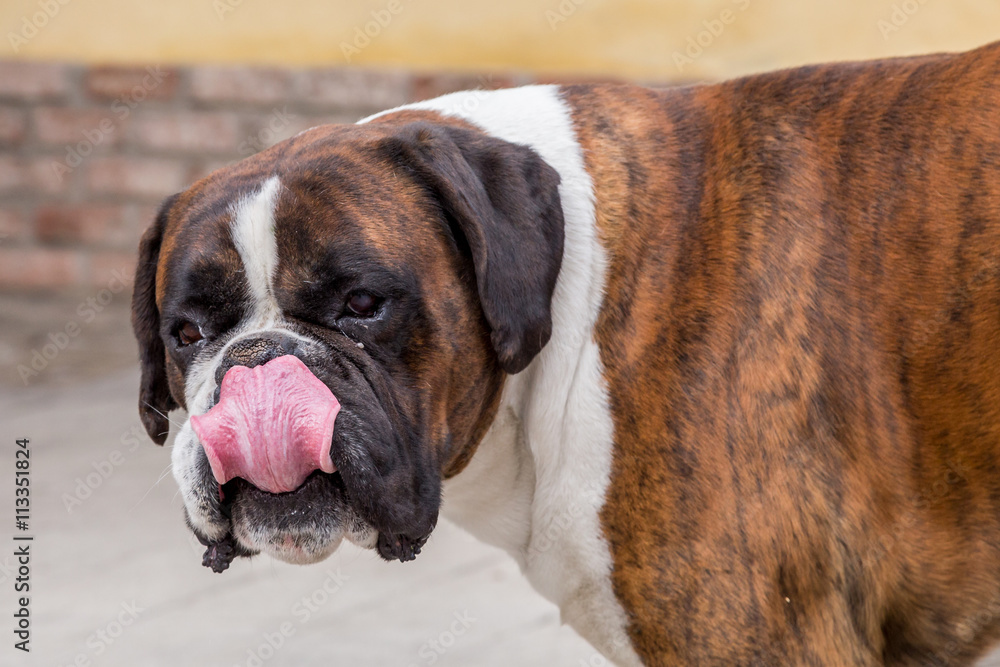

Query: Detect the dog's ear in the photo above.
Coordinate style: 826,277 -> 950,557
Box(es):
381,123 -> 565,374
131,194 -> 180,444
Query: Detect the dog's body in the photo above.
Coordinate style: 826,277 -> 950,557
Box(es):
133,41 -> 1000,665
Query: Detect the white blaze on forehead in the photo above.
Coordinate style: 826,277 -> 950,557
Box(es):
229,176 -> 282,324
183,175 -> 289,421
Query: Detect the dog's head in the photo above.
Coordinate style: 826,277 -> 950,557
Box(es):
131,117 -> 563,566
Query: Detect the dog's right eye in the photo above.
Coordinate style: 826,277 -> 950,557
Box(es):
177,321 -> 204,346
345,292 -> 380,318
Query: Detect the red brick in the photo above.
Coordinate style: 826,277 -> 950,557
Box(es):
0,247 -> 82,289
88,251 -> 137,287
297,69 -> 412,111
28,157 -> 74,195
0,156 -> 72,195
0,208 -> 30,244
84,65 -> 179,102
531,72 -> 626,86
0,156 -> 27,192
236,107 -> 297,156
186,159 -> 234,184
410,72 -> 517,102
191,66 -> 293,105
35,204 -> 138,247
85,156 -> 187,198
0,62 -> 70,99
34,107 -> 124,147
235,112 -> 357,159
131,204 -> 161,231
0,106 -> 27,144
128,111 -> 240,153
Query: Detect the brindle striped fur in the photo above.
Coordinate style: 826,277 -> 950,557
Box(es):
566,40 -> 1000,665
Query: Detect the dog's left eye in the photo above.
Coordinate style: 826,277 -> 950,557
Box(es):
345,292 -> 380,318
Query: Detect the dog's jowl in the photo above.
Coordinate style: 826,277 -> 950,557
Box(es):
132,41 -> 1000,666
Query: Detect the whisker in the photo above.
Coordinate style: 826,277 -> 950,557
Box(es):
142,401 -> 185,429
128,462 -> 176,513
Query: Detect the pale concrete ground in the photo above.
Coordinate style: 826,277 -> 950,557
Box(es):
0,293 -> 598,667
1,291 -> 999,667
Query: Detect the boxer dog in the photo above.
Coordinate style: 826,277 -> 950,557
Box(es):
132,40 -> 1000,665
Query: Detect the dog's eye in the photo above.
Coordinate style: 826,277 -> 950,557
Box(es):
177,321 -> 204,346
346,292 -> 379,318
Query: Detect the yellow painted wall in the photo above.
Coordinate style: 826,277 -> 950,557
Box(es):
2,0 -> 998,80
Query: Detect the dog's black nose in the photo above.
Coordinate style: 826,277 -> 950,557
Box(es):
213,332 -> 302,403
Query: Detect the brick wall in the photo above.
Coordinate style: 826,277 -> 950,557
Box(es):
0,61 -> 548,290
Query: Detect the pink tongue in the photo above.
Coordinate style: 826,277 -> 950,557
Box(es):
191,355 -> 340,494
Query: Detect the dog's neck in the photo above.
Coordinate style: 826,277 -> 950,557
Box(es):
415,85 -> 640,665
440,392 -> 536,558
415,84 -> 609,570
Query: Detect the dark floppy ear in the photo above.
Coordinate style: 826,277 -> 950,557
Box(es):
384,123 -> 565,374
131,194 -> 180,444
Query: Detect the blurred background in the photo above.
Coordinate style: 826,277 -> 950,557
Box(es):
0,1 -> 997,665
